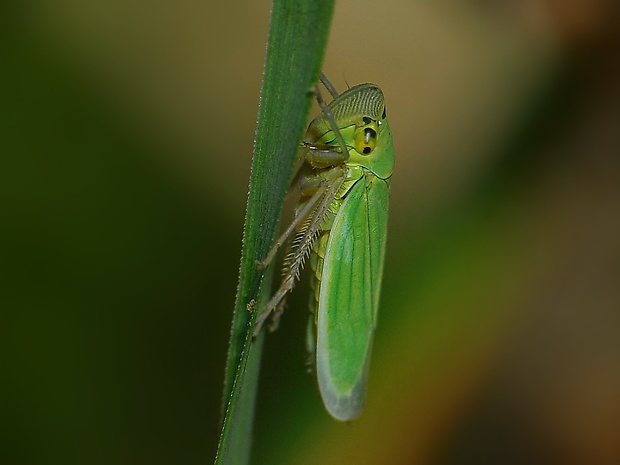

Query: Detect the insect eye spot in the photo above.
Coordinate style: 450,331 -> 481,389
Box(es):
364,128 -> 377,144
355,126 -> 378,155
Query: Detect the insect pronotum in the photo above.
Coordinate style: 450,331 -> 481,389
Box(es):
254,74 -> 394,421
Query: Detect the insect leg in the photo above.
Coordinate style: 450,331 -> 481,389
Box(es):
303,143 -> 348,168
257,178 -> 328,270
254,167 -> 346,336
319,72 -> 339,99
312,85 -> 349,158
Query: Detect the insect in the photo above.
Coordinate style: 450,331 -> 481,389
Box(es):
253,74 -> 394,421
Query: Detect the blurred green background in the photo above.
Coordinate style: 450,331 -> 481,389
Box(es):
3,1 -> 619,464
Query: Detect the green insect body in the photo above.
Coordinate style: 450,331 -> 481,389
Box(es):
255,81 -> 394,421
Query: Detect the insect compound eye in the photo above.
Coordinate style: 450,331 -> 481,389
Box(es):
354,121 -> 378,155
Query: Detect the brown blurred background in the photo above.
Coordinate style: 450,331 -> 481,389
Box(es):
2,1 -> 619,464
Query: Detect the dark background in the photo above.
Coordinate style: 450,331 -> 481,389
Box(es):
2,1 -> 619,464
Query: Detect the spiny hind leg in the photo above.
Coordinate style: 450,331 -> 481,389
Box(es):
256,164 -> 345,270
253,168 -> 346,336
253,181 -> 330,336
255,176 -> 330,270
253,274 -> 295,336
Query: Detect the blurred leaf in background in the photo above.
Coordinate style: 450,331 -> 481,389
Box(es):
2,1 -> 268,463
2,1 -> 619,465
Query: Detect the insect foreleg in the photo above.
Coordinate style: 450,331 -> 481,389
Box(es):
319,72 -> 339,99
312,84 -> 349,158
303,143 -> 348,168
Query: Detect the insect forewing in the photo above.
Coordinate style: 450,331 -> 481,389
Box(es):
316,174 -> 389,421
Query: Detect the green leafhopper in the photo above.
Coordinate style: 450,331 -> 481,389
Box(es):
254,74 -> 394,421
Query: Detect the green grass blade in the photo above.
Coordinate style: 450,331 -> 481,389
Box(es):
215,1 -> 335,464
